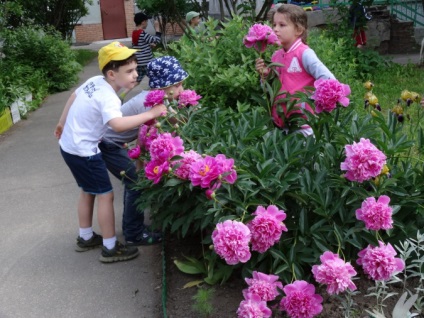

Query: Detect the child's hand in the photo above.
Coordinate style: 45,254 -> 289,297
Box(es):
150,104 -> 167,118
255,58 -> 270,77
54,123 -> 63,139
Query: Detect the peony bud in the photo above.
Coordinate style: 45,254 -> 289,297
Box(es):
205,189 -> 216,200
120,171 -> 126,177
155,122 -> 161,128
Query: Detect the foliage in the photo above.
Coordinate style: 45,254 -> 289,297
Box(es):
1,0 -> 91,40
167,16 -> 269,107
73,49 -> 98,67
2,26 -> 81,93
394,231 -> 424,315
0,62 -> 48,113
136,0 -> 195,43
308,28 -> 389,84
134,15 -> 424,289
0,0 -> 23,34
191,287 -> 215,317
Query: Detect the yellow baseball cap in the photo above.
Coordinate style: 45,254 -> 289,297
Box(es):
98,41 -> 137,71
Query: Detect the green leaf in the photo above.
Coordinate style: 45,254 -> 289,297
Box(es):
174,259 -> 205,275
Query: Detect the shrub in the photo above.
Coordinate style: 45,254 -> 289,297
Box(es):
135,16 -> 424,286
2,26 -> 81,93
166,16 -> 270,108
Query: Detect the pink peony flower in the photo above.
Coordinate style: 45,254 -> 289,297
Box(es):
356,195 -> 393,230
212,220 -> 251,265
244,271 -> 283,302
144,90 -> 166,107
237,292 -> 272,318
189,156 -> 220,188
189,154 -> 237,188
280,280 -> 323,318
311,79 -> 351,114
178,89 -> 202,107
248,205 -> 288,253
243,23 -> 280,52
215,154 -> 238,184
173,150 -> 202,180
144,159 -> 170,184
139,125 -> 159,151
149,132 -> 184,163
340,138 -> 387,183
312,251 -> 357,295
357,241 -> 405,281
127,145 -> 141,159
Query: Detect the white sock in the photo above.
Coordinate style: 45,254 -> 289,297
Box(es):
79,227 -> 93,240
103,237 -> 117,250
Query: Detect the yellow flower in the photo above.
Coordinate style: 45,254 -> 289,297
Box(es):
364,91 -> 374,101
392,105 -> 403,115
363,81 -> 374,90
410,92 -> 421,103
368,94 -> 379,106
401,90 -> 412,101
381,164 -> 390,175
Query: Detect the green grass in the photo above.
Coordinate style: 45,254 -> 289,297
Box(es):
73,49 -> 97,66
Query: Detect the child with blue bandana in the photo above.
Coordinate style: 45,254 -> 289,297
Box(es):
99,56 -> 189,246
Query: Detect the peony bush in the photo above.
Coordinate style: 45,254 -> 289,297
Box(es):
130,15 -> 424,317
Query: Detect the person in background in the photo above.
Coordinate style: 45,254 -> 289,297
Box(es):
185,11 -> 201,34
255,4 -> 335,137
99,56 -> 189,246
348,0 -> 372,48
54,42 -> 167,263
120,12 -> 162,100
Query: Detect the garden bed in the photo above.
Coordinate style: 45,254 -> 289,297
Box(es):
164,235 -> 422,318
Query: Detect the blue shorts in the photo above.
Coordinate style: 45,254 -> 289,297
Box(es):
60,147 -> 113,195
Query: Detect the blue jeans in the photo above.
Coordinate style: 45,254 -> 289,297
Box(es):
98,140 -> 145,241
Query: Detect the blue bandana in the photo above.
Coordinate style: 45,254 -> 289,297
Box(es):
147,56 -> 189,89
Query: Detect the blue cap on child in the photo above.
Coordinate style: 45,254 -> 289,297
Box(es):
147,56 -> 189,89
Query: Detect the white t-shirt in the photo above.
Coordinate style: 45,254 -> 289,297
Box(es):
102,90 -> 149,144
59,76 -> 122,156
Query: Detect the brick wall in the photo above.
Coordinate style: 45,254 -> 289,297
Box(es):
124,0 -> 136,37
75,23 -> 103,43
74,0 -> 190,43
388,19 -> 418,54
165,23 -> 184,36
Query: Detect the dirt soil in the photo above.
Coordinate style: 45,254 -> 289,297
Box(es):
164,234 -> 423,318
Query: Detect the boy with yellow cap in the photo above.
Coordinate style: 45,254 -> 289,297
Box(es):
54,41 -> 167,263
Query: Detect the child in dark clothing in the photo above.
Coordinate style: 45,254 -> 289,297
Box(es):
348,0 -> 372,48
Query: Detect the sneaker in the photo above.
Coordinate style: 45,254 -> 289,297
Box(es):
99,241 -> 139,263
75,232 -> 103,252
126,230 -> 163,246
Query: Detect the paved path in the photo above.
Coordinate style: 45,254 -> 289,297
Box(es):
0,49 -> 162,318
